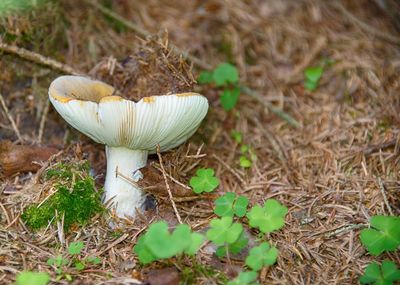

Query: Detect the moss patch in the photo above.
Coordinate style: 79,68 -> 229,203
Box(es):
21,161 -> 104,231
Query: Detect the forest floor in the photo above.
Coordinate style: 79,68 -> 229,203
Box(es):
0,0 -> 399,284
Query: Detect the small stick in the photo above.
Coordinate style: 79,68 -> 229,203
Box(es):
156,145 -> 183,224
212,153 -> 246,187
0,41 -> 81,75
377,178 -> 394,216
151,163 -> 191,190
240,86 -> 301,128
0,93 -> 23,142
37,99 -> 50,144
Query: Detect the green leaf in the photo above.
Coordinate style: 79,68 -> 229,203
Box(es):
245,242 -> 279,271
206,216 -> 243,246
227,271 -> 259,285
68,241 -> 84,255
216,231 -> 248,257
231,130 -> 242,144
190,168 -> 220,194
213,63 -> 239,86
360,261 -> 400,285
360,215 -> 400,256
198,71 -> 214,84
234,195 -> 249,217
220,87 -> 240,111
239,156 -> 252,168
214,192 -> 249,218
247,199 -> 288,233
184,232 -> 204,255
240,144 -> 249,153
304,79 -> 318,91
74,261 -> 85,271
214,192 -> 236,217
304,66 -> 323,83
16,271 -> 50,285
47,255 -> 68,267
86,256 -> 101,265
133,235 -> 157,264
133,221 -> 204,263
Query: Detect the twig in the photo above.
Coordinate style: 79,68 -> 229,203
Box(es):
150,163 -> 191,190
325,224 -> 365,238
0,93 -> 23,142
240,86 -> 301,128
0,41 -> 81,75
377,177 -> 394,215
37,99 -> 50,144
86,0 -> 212,70
156,145 -> 183,224
332,2 -> 400,45
98,233 -> 129,256
340,137 -> 398,160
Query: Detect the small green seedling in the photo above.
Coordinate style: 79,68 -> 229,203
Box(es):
231,130 -> 243,144
227,271 -> 259,285
360,260 -> 400,285
245,242 -> 279,271
247,199 -> 288,233
47,241 -> 101,280
207,216 -> 243,246
190,168 -> 220,194
134,221 -> 204,264
360,215 -> 400,256
304,66 -> 324,91
214,192 -> 249,218
15,271 -> 50,285
239,155 -> 252,168
198,63 -> 241,111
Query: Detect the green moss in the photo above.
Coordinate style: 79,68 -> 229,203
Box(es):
21,161 -> 104,232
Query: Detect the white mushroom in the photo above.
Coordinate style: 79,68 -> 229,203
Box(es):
48,75 -> 208,218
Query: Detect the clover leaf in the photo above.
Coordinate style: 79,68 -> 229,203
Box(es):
198,71 -> 214,84
216,231 -> 248,258
16,271 -> 50,285
360,215 -> 400,256
206,216 -> 243,246
68,241 -> 84,255
247,199 -> 288,233
239,155 -> 252,168
213,63 -> 239,86
133,221 -> 204,264
245,242 -> 279,271
190,168 -> 219,194
360,260 -> 400,285
214,192 -> 249,218
227,271 -> 259,285
220,87 -> 240,111
304,66 -> 323,91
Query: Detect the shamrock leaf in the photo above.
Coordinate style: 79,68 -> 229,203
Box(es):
16,271 -> 50,285
133,221 -> 204,264
239,155 -> 252,168
213,63 -> 239,86
198,71 -> 214,84
190,168 -> 219,194
247,199 -> 288,233
227,271 -> 259,285
207,216 -> 243,246
47,255 -> 68,267
220,87 -> 240,111
86,256 -> 101,265
214,192 -> 249,218
360,260 -> 400,285
68,241 -> 84,255
304,66 -> 323,91
216,231 -> 248,257
245,242 -> 278,271
360,215 -> 400,256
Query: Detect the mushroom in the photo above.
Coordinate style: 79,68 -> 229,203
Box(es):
48,75 -> 208,218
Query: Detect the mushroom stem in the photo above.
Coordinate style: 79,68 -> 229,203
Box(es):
103,146 -> 148,217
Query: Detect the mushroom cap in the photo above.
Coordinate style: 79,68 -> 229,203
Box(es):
49,76 -> 208,153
